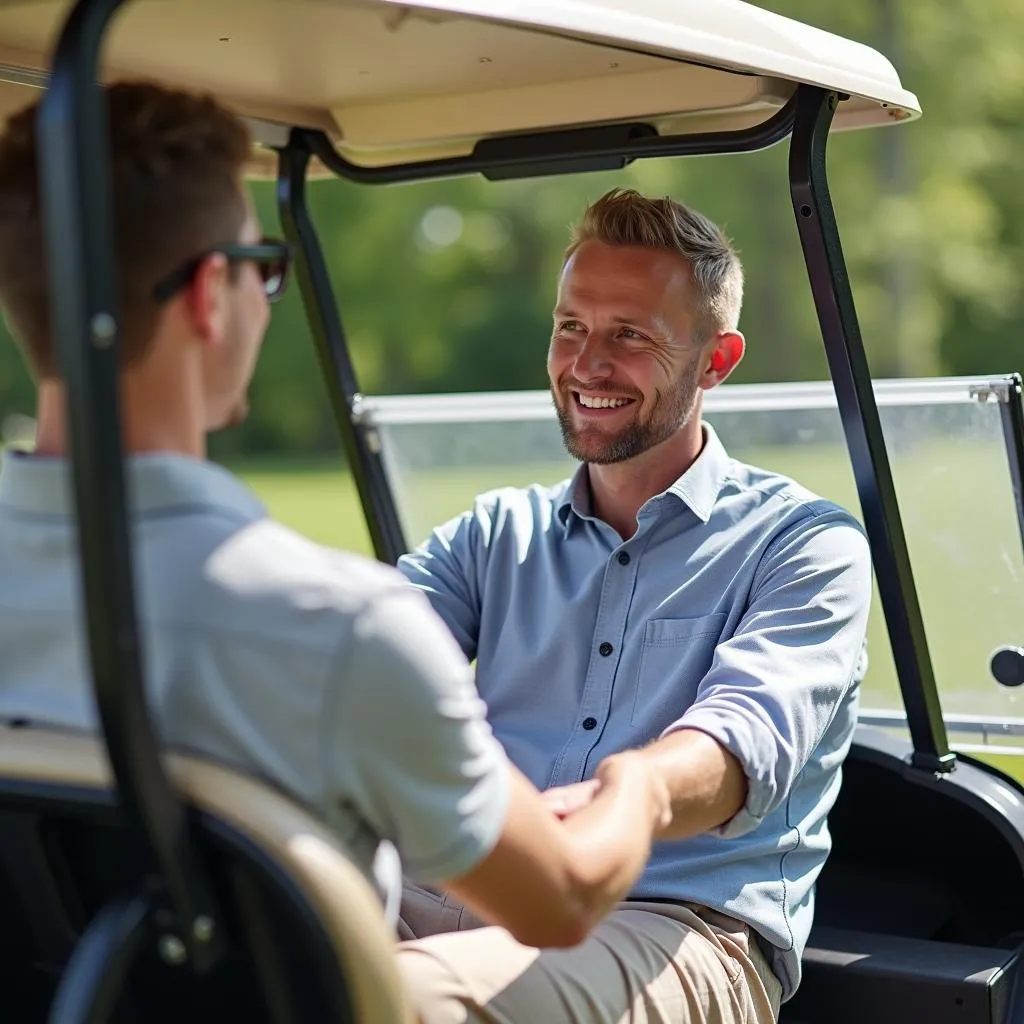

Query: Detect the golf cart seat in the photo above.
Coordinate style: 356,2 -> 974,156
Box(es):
0,721 -> 413,1023
780,726 -> 1024,1024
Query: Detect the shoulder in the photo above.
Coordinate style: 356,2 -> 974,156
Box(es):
715,457 -> 871,577
432,478 -> 572,547
720,456 -> 864,533
212,519 -> 475,720
192,516 -> 426,654
478,478 -> 572,525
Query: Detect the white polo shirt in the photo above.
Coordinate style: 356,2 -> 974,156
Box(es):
0,450 -> 510,917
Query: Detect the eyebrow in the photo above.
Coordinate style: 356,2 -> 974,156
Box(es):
552,308 -> 655,326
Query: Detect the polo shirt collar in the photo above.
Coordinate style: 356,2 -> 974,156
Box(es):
556,421 -> 731,528
0,449 -> 266,520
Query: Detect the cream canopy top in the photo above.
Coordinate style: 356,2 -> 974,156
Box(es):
0,0 -> 919,172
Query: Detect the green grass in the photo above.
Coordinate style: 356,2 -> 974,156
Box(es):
235,457 -> 375,553
231,435 -> 1024,782
972,752 -> 1024,777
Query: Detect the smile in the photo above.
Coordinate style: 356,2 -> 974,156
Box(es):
573,391 -> 634,410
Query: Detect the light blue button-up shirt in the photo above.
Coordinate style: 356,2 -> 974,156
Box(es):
398,422 -> 873,1001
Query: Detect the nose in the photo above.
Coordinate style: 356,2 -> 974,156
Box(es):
572,331 -> 614,383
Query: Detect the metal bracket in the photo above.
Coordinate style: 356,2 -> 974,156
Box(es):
349,392 -> 368,425
969,381 -> 1014,404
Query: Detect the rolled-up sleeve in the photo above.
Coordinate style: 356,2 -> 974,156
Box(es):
664,507 -> 873,839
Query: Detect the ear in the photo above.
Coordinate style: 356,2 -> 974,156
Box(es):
183,252 -> 231,348
699,330 -> 745,390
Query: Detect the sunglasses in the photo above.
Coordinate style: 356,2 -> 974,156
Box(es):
152,237 -> 294,304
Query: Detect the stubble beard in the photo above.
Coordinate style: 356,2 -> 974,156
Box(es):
553,360 -> 702,465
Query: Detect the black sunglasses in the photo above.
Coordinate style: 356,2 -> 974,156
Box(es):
152,237 -> 294,303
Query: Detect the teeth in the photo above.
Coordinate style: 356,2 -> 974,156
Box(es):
577,393 -> 630,409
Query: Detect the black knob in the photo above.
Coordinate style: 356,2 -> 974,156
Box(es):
990,646 -> 1024,687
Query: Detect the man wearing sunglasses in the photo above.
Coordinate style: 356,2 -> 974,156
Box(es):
0,81 -> 672,967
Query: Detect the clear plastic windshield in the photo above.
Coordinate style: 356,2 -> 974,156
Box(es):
362,376 -> 1024,755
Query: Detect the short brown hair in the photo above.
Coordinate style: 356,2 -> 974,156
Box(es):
0,80 -> 252,378
566,187 -> 744,337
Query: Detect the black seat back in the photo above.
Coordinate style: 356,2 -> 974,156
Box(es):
816,729 -> 1024,946
0,725 -> 412,1023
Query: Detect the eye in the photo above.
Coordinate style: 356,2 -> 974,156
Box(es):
619,327 -> 647,341
556,320 -> 585,333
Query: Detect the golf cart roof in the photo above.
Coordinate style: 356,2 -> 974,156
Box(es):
0,0 -> 920,171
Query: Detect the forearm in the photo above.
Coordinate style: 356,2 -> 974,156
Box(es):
632,728 -> 748,841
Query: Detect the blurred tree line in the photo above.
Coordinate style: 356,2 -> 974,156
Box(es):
1,0 -> 1022,457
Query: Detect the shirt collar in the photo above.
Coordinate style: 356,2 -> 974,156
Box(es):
556,421 -> 731,528
0,449 -> 266,520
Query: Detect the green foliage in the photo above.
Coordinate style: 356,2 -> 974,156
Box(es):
1,0 -> 1023,455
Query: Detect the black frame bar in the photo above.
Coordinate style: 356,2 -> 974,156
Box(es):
787,86 -> 954,773
999,373 -> 1024,564
47,893 -> 152,1024
276,133 -> 407,564
304,92 -> 798,186
37,0 -> 223,970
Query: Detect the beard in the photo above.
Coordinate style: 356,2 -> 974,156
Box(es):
553,359 -> 702,465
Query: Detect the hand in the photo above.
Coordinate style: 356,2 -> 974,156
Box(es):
541,779 -> 602,819
594,751 -> 673,834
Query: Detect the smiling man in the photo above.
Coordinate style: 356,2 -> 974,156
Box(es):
394,188 -> 873,1024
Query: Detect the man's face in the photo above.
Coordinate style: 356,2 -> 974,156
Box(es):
547,239 -> 707,465
202,203 -> 271,433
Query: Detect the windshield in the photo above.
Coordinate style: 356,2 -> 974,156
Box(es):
359,377 -> 1024,759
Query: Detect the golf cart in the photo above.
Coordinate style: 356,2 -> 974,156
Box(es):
0,0 -> 1022,1022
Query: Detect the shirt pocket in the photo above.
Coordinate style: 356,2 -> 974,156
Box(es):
630,613 -> 728,727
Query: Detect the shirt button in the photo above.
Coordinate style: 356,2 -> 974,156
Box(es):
582,717 -> 598,731
617,551 -> 631,566
599,641 -> 613,657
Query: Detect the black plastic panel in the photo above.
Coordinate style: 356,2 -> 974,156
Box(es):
786,928 -> 1017,1024
782,726 -> 1024,1023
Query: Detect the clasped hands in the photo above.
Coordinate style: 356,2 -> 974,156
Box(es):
542,751 -> 673,833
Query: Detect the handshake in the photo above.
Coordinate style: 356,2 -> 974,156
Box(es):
542,750 -> 673,832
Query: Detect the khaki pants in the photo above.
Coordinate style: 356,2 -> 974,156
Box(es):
396,883 -> 782,1024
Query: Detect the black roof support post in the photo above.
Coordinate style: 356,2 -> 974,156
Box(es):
37,0 -> 225,973
998,373 -> 1024,564
277,130 -> 408,564
788,84 -> 955,774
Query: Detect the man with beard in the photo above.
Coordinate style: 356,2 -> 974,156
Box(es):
394,188 -> 873,1023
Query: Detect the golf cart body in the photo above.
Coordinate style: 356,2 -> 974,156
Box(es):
0,1 -> 1021,1022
